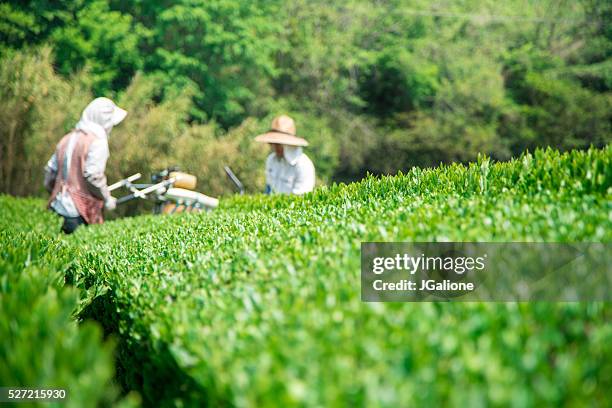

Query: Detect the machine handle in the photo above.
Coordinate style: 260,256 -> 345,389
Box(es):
116,193 -> 138,204
224,166 -> 244,194
108,173 -> 142,192
115,178 -> 176,206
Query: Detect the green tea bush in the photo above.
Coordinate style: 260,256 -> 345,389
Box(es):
0,195 -> 60,235
1,147 -> 610,406
0,205 -> 138,407
49,146 -> 610,406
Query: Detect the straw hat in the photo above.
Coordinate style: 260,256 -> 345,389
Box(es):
254,115 -> 308,147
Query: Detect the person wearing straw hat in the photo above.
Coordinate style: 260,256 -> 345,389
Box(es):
44,97 -> 128,233
254,115 -> 315,195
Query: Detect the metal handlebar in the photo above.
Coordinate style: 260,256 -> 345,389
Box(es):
224,166 -> 244,194
116,177 -> 176,205
108,173 -> 142,192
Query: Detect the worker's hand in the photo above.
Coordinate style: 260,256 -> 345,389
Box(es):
104,196 -> 117,211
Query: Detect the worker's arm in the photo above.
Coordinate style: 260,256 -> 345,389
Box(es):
291,157 -> 315,195
83,138 -> 112,204
44,153 -> 58,193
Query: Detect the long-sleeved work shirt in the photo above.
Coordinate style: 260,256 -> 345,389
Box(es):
265,148 -> 315,195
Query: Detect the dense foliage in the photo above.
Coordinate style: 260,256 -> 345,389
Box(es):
0,201 -> 138,407
1,1 -> 610,198
1,147 -> 610,406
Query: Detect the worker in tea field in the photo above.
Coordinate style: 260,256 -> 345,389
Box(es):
255,115 -> 315,195
44,97 -> 127,234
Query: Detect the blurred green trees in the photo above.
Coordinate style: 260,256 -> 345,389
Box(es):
0,0 -> 610,196
0,0 -> 142,94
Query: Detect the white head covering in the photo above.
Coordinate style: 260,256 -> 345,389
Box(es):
75,97 -> 127,139
283,145 -> 303,166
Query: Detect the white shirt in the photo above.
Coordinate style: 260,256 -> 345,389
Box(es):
265,147 -> 315,194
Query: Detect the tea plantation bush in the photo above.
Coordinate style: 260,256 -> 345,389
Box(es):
0,225 -> 139,407
1,146 -> 611,406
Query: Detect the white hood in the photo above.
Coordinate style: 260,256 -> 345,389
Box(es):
75,97 -> 127,139
283,145 -> 303,166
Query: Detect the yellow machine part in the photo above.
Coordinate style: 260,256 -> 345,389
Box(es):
162,203 -> 201,214
170,171 -> 197,190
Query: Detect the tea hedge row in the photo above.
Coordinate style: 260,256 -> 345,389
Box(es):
221,146 -> 611,212
1,146 -> 610,406
0,199 -> 138,407
62,147 -> 611,406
